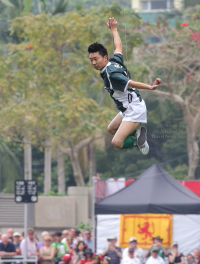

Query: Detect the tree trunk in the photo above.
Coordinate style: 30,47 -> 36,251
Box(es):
89,142 -> 96,184
188,139 -> 199,179
69,148 -> 85,186
44,138 -> 52,194
60,136 -> 103,187
23,134 -> 32,180
57,148 -> 65,194
182,105 -> 199,179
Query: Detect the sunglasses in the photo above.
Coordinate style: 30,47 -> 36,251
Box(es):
45,240 -> 51,242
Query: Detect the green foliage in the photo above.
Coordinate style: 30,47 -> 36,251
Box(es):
0,141 -> 23,192
184,0 -> 200,8
1,1 -> 198,192
23,0 -> 32,13
75,222 -> 92,230
165,164 -> 188,180
42,189 -> 67,195
52,0 -> 68,15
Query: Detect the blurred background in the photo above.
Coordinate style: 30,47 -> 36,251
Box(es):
0,0 -> 199,196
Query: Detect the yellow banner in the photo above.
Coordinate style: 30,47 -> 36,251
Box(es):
120,214 -> 173,248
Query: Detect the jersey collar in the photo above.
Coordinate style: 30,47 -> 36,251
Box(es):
101,62 -> 111,73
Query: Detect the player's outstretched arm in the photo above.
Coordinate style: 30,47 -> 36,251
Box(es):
107,17 -> 122,54
128,78 -> 162,90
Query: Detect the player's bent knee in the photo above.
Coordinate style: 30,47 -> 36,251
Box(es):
111,138 -> 123,149
107,124 -> 115,135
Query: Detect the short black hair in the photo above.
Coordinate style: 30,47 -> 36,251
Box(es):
88,42 -> 108,57
55,231 -> 62,237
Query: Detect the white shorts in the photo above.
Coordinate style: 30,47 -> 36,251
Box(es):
120,99 -> 147,123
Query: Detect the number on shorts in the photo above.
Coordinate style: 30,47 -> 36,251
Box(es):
128,93 -> 133,103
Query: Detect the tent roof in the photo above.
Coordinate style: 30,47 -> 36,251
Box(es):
95,164 -> 200,214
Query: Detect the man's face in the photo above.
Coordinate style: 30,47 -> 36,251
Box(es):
7,229 -> 13,237
152,251 -> 158,259
194,250 -> 200,258
173,245 -> 178,250
70,228 -> 76,237
14,236 -> 20,243
187,255 -> 193,262
56,235 -> 61,243
84,231 -> 91,241
110,239 -> 117,246
50,235 -> 56,243
130,241 -> 137,249
89,52 -> 108,71
2,235 -> 8,246
28,230 -> 34,241
154,239 -> 161,247
62,230 -> 69,238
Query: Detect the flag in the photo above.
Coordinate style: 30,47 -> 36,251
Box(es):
120,214 -> 173,248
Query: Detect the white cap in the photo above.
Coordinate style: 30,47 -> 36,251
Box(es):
129,236 -> 138,242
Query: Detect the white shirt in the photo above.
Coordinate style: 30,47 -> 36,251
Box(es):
122,257 -> 142,264
61,238 -> 67,243
20,237 -> 38,257
146,256 -> 165,264
123,247 -> 144,262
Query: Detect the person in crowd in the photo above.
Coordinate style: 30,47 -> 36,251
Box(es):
187,254 -> 194,264
102,236 -> 122,264
8,237 -> 13,243
7,229 -> 14,240
67,236 -> 74,249
52,231 -> 68,263
0,234 -> 16,258
145,236 -> 168,259
62,230 -> 69,244
123,237 -> 144,262
168,242 -> 184,264
70,228 -> 77,246
20,228 -> 40,257
83,248 -> 93,264
92,255 -> 101,264
13,232 -> 21,254
34,233 -> 39,243
146,247 -> 165,264
194,250 -> 200,259
67,235 -> 75,261
40,235 -> 55,264
38,231 -> 49,249
122,248 -> 141,264
74,241 -> 87,264
84,230 -> 93,250
49,232 -> 56,244
193,249 -> 200,264
70,228 -> 77,240
0,233 -> 2,243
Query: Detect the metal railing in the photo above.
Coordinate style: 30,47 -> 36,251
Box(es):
0,255 -> 38,264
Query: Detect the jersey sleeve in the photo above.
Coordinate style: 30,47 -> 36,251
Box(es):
109,71 -> 130,92
109,53 -> 124,65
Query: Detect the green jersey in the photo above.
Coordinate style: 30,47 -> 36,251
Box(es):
52,241 -> 68,260
100,53 -> 142,112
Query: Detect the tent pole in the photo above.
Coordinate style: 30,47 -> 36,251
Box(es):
92,176 -> 96,253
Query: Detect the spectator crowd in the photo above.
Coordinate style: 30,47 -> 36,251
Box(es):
0,229 -> 199,264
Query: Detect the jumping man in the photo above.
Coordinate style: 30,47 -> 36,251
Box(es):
88,18 -> 162,155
